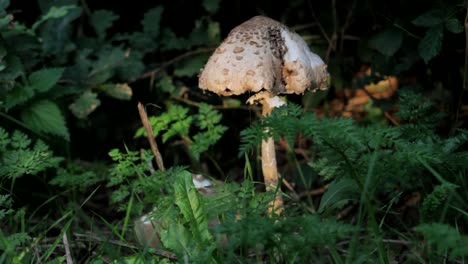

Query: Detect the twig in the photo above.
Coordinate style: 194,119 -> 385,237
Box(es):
133,48 -> 214,82
137,102 -> 166,171
63,232 -> 73,264
384,111 -> 400,126
298,184 -> 330,198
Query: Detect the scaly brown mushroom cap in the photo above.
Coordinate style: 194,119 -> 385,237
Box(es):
198,16 -> 328,96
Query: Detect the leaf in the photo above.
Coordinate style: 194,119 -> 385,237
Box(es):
90,10 -> 119,39
445,18 -> 463,34
160,223 -> 191,257
69,91 -> 101,119
202,0 -> 220,13
32,5 -> 77,31
28,68 -> 64,93
100,83 -> 132,100
418,25 -> 444,63
174,171 -> 212,243
415,223 -> 468,257
412,9 -> 443,27
174,54 -> 210,77
0,0 -> 10,16
318,178 -> 359,214
142,6 -> 164,38
21,100 -> 69,140
369,27 -> 403,57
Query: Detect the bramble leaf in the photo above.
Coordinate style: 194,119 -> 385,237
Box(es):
418,25 -> 443,63
369,27 -> 403,57
90,10 -> 119,39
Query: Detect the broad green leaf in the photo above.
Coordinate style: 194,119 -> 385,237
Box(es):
28,68 -> 64,93
90,10 -> 119,40
100,83 -> 132,100
318,178 -> 359,214
142,6 -> 164,38
20,100 -> 69,140
202,0 -> 220,13
3,85 -> 35,111
174,54 -> 210,77
418,25 -> 444,63
32,5 -> 77,31
69,91 -> 100,119
160,223 -> 191,257
445,18 -> 463,34
174,171 -> 212,243
88,47 -> 126,83
369,27 -> 403,57
0,0 -> 10,16
412,9 -> 443,27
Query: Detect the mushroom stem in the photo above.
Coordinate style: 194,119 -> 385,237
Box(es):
248,92 -> 286,215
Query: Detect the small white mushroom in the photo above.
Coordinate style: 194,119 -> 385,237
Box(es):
199,16 -> 329,215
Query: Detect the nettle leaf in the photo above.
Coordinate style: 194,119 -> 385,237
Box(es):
445,18 -> 463,34
202,0 -> 220,13
32,5 -> 77,31
28,68 -> 64,93
418,25 -> 444,63
69,91 -> 100,119
142,6 -> 164,38
90,10 -> 119,40
100,83 -> 132,100
412,9 -> 444,27
21,100 -> 69,140
89,47 -> 126,83
3,85 -> 35,111
369,27 -> 403,57
174,171 -> 212,243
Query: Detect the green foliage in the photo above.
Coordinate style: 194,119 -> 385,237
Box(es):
0,194 -> 30,254
0,127 -> 63,178
415,223 -> 468,258
135,103 -> 227,161
420,183 -> 458,223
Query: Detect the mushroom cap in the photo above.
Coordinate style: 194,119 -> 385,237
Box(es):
198,16 -> 329,96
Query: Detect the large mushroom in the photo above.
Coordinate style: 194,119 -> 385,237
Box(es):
198,16 -> 329,214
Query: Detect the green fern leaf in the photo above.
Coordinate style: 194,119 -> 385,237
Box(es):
28,67 -> 64,93
415,223 -> 468,258
20,100 -> 69,140
174,171 -> 212,243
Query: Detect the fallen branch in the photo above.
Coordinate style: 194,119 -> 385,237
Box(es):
137,102 -> 166,171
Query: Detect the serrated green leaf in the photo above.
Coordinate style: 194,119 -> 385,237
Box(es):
202,0 -> 220,13
418,25 -> 444,63
32,5 -> 77,31
69,91 -> 100,119
174,171 -> 212,243
318,178 -> 359,214
142,6 -> 164,38
90,10 -> 119,40
0,0 -> 10,16
369,27 -> 403,57
100,83 -> 132,100
445,18 -> 463,34
89,47 -> 126,83
21,100 -> 69,140
28,68 -> 64,93
412,9 -> 444,27
3,84 -> 35,111
174,54 -> 210,77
